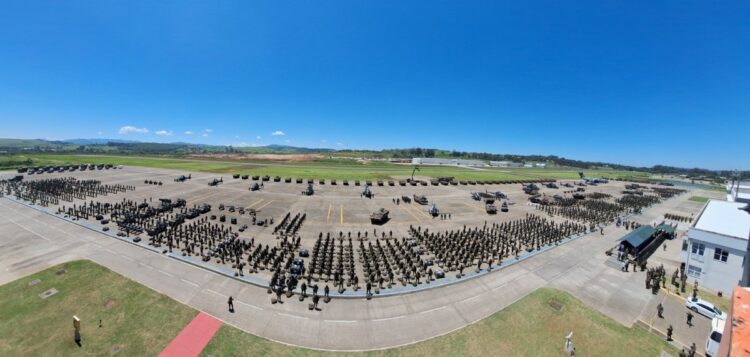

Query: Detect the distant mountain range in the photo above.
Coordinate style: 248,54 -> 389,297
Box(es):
0,137 -> 745,178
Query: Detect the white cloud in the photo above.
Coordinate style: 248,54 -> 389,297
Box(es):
118,126 -> 149,135
336,142 -> 344,146
202,133 -> 209,137
235,135 -> 239,139
204,129 -> 213,133
271,130 -> 285,136
155,130 -> 173,136
184,131 -> 194,135
256,135 -> 262,140
284,139 -> 291,143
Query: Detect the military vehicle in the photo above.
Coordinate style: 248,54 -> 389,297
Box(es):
250,182 -> 260,191
174,174 -> 191,182
208,177 -> 223,186
522,183 -> 540,194
486,202 -> 497,214
401,195 -> 412,203
399,180 -> 406,186
413,195 -> 428,205
370,208 -> 390,224
331,179 -> 336,185
366,180 -> 372,186
241,175 -> 249,180
296,178 -> 303,184
576,187 -> 586,192
9,175 -> 23,182
262,175 -> 270,182
252,175 -> 260,180
501,201 -> 509,212
274,176 -> 281,182
573,193 -> 586,200
377,180 -> 384,186
388,180 -> 395,186
471,192 -> 481,201
430,179 -> 439,186
16,167 -> 27,173
343,180 -> 348,185
545,182 -> 559,189
285,177 -> 292,183
219,204 -> 225,210
233,174 -> 240,179
579,171 -> 609,184
290,258 -> 305,277
302,183 -> 314,196
362,185 -> 374,198
355,180 -> 361,186
437,177 -> 454,185
429,204 -> 439,217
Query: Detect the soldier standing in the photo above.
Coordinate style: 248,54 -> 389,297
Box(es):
688,343 -> 696,357
324,284 -> 330,299
312,294 -> 320,310
227,296 -> 234,312
686,311 -> 693,326
366,282 -> 372,297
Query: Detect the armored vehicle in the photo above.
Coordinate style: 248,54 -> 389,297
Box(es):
241,175 -> 249,180
370,208 -> 390,224
501,201 -> 509,212
486,203 -> 497,214
274,176 -> 281,182
250,183 -> 260,191
233,174 -> 240,179
302,183 -> 314,196
262,175 -> 270,181
522,183 -> 539,194
545,182 -> 559,189
413,195 -> 428,205
401,195 -> 412,203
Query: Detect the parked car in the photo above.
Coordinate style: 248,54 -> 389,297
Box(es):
705,317 -> 725,357
686,298 -> 727,320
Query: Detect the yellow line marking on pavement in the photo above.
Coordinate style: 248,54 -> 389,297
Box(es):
245,199 -> 264,210
326,204 -> 333,224
410,205 -> 432,219
256,200 -> 275,210
399,205 -> 422,223
340,204 -> 344,224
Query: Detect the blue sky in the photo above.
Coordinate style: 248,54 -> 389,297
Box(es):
0,1 -> 748,170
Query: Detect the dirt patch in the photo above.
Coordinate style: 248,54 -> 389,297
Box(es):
105,299 -> 119,309
188,153 -> 324,162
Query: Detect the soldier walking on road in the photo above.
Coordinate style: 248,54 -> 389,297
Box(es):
657,303 -> 663,318
686,311 -> 693,327
227,296 -> 234,313
666,325 -> 673,341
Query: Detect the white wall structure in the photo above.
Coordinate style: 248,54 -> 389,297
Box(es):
411,158 -> 486,167
726,180 -> 750,204
682,200 -> 750,294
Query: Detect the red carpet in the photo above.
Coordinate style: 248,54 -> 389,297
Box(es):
159,312 -> 223,357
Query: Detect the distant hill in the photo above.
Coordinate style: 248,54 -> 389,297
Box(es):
63,138 -> 141,145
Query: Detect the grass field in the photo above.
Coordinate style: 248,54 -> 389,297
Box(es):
0,260 -> 195,356
1,153 -> 651,182
688,196 -> 710,203
2,261 -> 675,357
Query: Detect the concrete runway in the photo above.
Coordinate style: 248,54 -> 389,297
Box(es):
0,167 -> 720,351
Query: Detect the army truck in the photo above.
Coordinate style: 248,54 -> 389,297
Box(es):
413,195 -> 428,205
486,203 -> 497,214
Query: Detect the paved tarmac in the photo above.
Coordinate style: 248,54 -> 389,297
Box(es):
0,168 -> 720,351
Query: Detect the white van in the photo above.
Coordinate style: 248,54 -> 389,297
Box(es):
706,317 -> 726,357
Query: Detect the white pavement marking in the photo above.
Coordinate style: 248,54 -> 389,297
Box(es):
461,295 -> 481,303
373,315 -> 405,322
419,306 -> 447,314
278,312 -> 308,320
180,278 -> 199,287
206,288 -> 227,298
324,319 -> 357,323
235,300 -> 263,311
159,270 -> 175,278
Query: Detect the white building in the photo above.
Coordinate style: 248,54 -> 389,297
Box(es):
682,199 -> 750,293
726,180 -> 750,204
411,158 -> 486,167
489,161 -> 523,168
